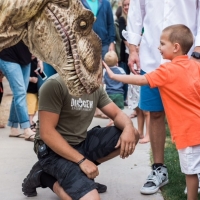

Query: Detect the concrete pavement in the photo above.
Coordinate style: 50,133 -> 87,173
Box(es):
0,79 -> 164,200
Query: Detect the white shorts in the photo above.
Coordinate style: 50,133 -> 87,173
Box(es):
127,84 -> 140,110
178,145 -> 200,175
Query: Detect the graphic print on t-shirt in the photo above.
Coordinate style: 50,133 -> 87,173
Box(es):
71,98 -> 93,111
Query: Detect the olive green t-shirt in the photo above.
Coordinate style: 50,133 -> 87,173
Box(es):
35,74 -> 112,146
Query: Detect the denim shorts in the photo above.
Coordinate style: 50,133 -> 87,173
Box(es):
38,126 -> 122,200
139,70 -> 164,112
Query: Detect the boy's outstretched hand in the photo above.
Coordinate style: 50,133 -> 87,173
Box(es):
102,61 -> 115,79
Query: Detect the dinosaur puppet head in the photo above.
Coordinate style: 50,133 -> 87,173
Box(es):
0,0 -> 102,96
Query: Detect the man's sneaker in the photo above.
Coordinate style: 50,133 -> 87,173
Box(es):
22,161 -> 43,197
140,165 -> 169,194
95,182 -> 107,193
184,173 -> 200,194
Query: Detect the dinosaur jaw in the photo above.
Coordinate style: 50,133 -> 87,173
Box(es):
26,2 -> 102,97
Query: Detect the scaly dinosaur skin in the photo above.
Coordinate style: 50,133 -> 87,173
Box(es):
0,0 -> 102,96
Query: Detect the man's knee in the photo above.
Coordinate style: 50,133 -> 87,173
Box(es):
80,189 -> 100,200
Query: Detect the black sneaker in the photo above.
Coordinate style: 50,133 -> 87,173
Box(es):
22,161 -> 43,197
95,182 -> 107,193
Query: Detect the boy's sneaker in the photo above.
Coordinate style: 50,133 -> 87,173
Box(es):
22,161 -> 43,197
184,173 -> 200,194
140,165 -> 169,194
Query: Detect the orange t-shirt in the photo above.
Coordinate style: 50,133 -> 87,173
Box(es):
145,55 -> 200,149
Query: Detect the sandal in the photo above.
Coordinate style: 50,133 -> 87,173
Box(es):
25,134 -> 35,142
30,122 -> 36,132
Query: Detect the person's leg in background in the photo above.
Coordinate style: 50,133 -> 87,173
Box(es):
0,59 -> 34,138
136,108 -> 150,144
139,70 -> 168,195
0,71 -> 5,128
135,106 -> 144,139
26,93 -> 38,132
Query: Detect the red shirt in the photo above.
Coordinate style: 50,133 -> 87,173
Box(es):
145,55 -> 200,149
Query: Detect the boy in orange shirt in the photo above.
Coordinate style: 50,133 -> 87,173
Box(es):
103,24 -> 200,200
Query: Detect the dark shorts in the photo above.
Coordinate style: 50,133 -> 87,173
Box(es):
108,94 -> 124,109
139,70 -> 164,111
38,126 -> 122,200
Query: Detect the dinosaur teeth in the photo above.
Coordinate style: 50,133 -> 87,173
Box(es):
74,79 -> 79,84
67,55 -> 73,59
68,75 -> 78,81
68,71 -> 76,75
67,59 -> 74,63
63,66 -> 74,70
66,64 -> 74,67
74,82 -> 81,87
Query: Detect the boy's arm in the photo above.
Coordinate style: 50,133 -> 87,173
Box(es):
103,61 -> 148,86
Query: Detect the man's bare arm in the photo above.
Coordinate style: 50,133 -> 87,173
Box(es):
101,103 -> 139,159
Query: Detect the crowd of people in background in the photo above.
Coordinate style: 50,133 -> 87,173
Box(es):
0,0 -> 149,143
0,0 -> 200,200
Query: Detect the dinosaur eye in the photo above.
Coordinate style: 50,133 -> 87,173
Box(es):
80,21 -> 87,29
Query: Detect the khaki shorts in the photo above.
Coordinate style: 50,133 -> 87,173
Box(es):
26,93 -> 38,115
178,144 -> 200,175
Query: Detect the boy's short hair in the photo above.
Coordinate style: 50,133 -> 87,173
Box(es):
104,51 -> 118,67
163,24 -> 194,55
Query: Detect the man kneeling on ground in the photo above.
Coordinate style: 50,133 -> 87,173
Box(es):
22,73 -> 139,200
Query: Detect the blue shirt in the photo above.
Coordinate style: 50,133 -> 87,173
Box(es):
86,0 -> 98,16
81,0 -> 115,46
104,66 -> 125,94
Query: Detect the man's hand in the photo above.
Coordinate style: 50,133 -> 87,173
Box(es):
109,42 -> 115,51
35,60 -> 44,74
128,44 -> 140,74
79,159 -> 99,179
30,77 -> 38,83
115,125 -> 139,159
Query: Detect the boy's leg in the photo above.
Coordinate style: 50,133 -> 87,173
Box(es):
139,110 -> 150,144
186,174 -> 198,200
178,145 -> 200,196
135,107 -> 145,139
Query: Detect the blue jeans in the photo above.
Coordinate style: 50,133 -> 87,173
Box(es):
0,59 -> 30,128
37,63 -> 57,89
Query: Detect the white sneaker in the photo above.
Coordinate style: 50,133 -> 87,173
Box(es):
140,165 -> 169,194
